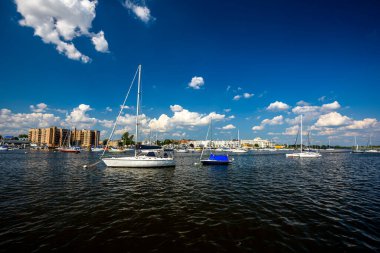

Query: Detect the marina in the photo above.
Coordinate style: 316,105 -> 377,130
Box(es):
1,0 -> 380,252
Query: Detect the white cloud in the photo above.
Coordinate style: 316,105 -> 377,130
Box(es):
226,85 -> 231,92
318,96 -> 327,102
149,105 -> 225,132
222,124 -> 236,130
296,100 -> 310,106
91,31 -> 109,52
65,104 -> 98,129
233,95 -> 241,101
188,76 -> 204,90
292,105 -> 320,114
252,115 -> 284,131
228,115 -> 235,119
262,115 -> 284,125
170,104 -> 183,112
124,0 -> 153,23
252,125 -> 264,131
283,125 -> 299,135
106,107 -> 112,112
224,108 -> 231,113
15,0 -> 108,63
172,132 -> 186,138
315,112 -> 351,127
321,101 -> 341,111
243,93 -> 254,99
0,108 -> 60,135
267,101 -> 290,111
30,103 -> 48,113
344,118 -> 377,130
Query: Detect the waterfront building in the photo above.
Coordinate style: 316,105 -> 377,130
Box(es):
189,137 -> 272,148
28,127 -> 100,148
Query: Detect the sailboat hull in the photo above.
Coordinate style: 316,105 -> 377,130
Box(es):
200,160 -> 231,165
102,157 -> 175,168
286,152 -> 321,158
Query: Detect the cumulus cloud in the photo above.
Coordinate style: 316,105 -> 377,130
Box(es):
222,124 -> 236,130
243,93 -> 254,99
283,125 -> 299,135
252,125 -> 264,131
224,108 -> 231,113
188,76 -> 204,90
344,118 -> 377,130
0,108 -> 60,135
252,115 -> 284,131
149,105 -> 225,132
15,0 -> 108,63
321,101 -> 341,111
296,100 -> 310,106
106,107 -> 112,112
267,101 -> 290,111
30,103 -> 48,113
124,0 -> 154,23
292,105 -> 320,114
65,104 -> 98,129
262,115 -> 284,125
170,104 -> 184,112
91,31 -> 109,53
233,95 -> 241,101
315,112 -> 351,127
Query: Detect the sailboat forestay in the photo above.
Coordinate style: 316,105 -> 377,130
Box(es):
102,65 -> 175,168
286,115 -> 321,158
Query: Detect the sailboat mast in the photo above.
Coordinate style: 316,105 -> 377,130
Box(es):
300,115 -> 303,152
135,64 -> 142,157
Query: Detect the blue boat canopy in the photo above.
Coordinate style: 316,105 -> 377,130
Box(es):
209,154 -> 229,161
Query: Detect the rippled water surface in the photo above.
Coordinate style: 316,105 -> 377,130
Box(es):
1,150 -> 380,252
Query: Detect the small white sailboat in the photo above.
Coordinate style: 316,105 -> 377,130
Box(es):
365,135 -> 379,153
351,136 -> 365,154
286,115 -> 321,158
325,139 -> 335,151
102,65 -> 175,168
231,129 -> 248,153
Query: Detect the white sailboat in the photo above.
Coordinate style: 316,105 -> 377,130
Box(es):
365,135 -> 379,153
326,138 -> 335,151
286,115 -> 321,158
351,136 -> 365,154
102,65 -> 175,168
231,129 -> 248,153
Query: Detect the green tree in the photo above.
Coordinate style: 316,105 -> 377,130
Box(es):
121,132 -> 135,146
102,139 -> 109,145
18,134 -> 28,138
163,139 -> 172,145
254,143 -> 259,148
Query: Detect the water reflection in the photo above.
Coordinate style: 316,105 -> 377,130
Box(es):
0,150 -> 379,251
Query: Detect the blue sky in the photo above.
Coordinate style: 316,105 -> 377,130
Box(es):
1,0 -> 379,145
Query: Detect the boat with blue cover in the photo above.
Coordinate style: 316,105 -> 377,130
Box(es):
201,153 -> 232,165
199,119 -> 232,165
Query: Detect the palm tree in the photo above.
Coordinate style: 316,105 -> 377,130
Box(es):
121,132 -> 134,146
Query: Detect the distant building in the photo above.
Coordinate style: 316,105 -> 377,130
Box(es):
189,137 -> 272,148
28,127 -> 100,148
